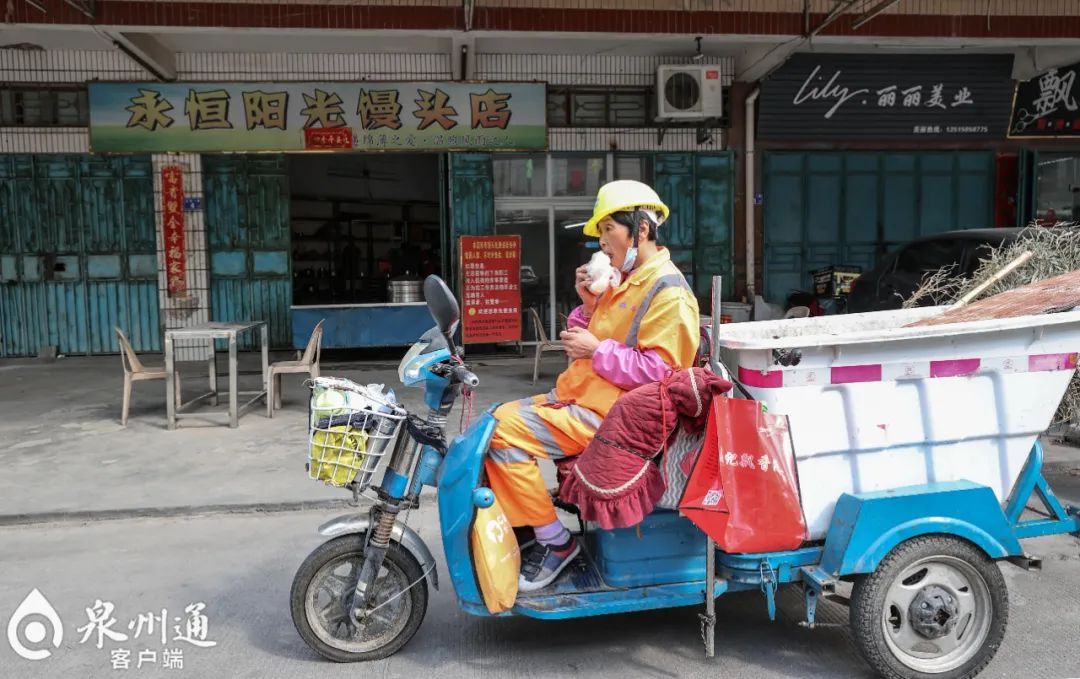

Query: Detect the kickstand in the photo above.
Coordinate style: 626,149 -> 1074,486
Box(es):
700,537 -> 716,658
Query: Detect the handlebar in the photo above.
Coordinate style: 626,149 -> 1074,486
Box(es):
451,364 -> 480,388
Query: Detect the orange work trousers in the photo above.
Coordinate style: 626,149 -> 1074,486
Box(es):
485,390 -> 602,527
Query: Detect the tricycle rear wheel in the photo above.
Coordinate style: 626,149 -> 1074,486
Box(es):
849,535 -> 1008,679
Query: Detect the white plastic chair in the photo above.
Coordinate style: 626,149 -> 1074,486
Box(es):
116,327 -> 180,427
267,319 -> 324,417
528,308 -> 565,385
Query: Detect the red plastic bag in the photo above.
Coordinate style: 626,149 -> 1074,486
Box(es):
679,397 -> 806,553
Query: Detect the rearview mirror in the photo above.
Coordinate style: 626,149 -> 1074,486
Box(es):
423,275 -> 460,335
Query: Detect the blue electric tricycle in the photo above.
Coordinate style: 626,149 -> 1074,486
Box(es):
291,275 -> 1080,679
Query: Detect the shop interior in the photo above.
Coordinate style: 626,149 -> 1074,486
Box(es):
288,154 -> 442,306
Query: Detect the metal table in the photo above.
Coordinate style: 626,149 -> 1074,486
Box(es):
164,321 -> 268,430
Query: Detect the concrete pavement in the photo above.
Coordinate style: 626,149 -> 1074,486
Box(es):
0,351 -> 568,520
2,352 -> 1080,678
2,352 -> 1078,522
1,508 -> 1078,679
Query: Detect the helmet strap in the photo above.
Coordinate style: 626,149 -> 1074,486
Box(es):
631,208 -> 643,249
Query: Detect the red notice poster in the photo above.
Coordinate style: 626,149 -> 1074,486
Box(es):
160,165 -> 187,297
460,235 -> 521,344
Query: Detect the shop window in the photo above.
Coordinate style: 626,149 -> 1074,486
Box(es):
546,86 -> 727,128
551,155 -> 606,197
1036,153 -> 1080,222
570,91 -> 608,127
493,155 -> 547,197
546,87 -> 652,128
610,92 -> 650,127
614,155 -> 652,183
0,86 -> 89,126
546,93 -> 569,129
55,89 -> 88,126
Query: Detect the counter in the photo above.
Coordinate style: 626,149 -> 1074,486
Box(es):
292,302 -> 432,349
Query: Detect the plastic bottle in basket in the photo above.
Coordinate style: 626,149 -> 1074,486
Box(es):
364,387 -> 400,458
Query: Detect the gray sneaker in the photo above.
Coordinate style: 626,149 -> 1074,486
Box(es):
518,538 -> 581,593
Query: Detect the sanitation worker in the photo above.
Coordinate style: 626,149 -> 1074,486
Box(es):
485,179 -> 701,592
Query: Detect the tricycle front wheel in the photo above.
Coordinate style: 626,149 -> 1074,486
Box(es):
850,535 -> 1008,679
290,534 -> 428,663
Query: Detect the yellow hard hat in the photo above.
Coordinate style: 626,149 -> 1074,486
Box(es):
582,180 -> 670,238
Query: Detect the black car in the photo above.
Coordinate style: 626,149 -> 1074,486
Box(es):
846,228 -> 1024,313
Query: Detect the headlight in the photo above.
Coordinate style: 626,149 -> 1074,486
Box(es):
398,341 -> 429,384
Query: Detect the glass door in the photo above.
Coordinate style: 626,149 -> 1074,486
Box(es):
554,209 -> 596,331
492,152 -> 649,341
495,208 -> 551,344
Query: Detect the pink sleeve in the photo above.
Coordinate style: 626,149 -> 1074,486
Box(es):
591,339 -> 673,391
566,305 -> 590,330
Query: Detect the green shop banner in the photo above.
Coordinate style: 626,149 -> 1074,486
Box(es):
89,81 -> 547,152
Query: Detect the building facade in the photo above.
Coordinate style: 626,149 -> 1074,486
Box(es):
2,0 -> 1080,356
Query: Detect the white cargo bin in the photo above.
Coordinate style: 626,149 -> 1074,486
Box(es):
713,307 -> 1080,540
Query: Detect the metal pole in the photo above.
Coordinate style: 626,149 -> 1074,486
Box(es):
228,333 -> 238,428
851,0 -> 903,30
208,346 -> 218,407
743,89 -> 759,299
261,323 -> 269,401
704,277 -> 720,659
709,276 -> 726,379
165,332 -> 176,430
705,537 -> 716,658
810,0 -> 860,37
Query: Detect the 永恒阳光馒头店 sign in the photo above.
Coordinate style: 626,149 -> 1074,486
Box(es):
89,82 -> 547,152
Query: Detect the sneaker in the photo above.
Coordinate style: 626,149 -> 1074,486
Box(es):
518,537 -> 581,593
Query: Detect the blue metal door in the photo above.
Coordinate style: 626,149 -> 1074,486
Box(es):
654,152 -> 735,299
448,153 -> 494,288
0,155 -> 159,357
763,151 -> 994,303
203,155 -> 292,349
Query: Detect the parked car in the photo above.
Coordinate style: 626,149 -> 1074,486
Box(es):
846,228 -> 1024,313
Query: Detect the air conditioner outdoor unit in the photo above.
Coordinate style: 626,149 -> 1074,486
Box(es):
656,65 -> 724,120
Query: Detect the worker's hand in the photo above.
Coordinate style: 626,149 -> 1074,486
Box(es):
574,264 -> 599,315
561,326 -> 600,360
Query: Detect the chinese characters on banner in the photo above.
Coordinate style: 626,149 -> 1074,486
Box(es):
1009,62 -> 1080,137
160,166 -> 186,297
89,82 -> 547,153
460,236 -> 521,344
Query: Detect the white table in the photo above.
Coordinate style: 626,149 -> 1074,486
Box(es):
164,321 -> 269,430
